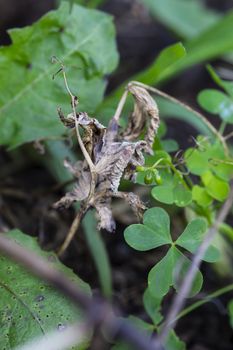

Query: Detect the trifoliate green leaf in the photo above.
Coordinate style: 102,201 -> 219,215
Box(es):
124,207 -> 172,251
0,229 -> 90,350
0,3 -> 118,147
176,218 -> 220,262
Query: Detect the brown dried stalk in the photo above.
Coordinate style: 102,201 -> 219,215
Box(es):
54,75 -> 160,255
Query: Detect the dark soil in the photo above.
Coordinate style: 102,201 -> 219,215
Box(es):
0,1 -> 233,349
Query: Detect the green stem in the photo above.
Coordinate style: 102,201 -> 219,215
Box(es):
219,121 -> 227,135
159,283 -> 233,328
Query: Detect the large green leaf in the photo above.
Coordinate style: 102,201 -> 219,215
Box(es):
0,229 -> 90,349
140,0 -> 220,40
0,3 -> 118,147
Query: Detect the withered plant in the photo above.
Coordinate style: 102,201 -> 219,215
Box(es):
53,65 -> 160,255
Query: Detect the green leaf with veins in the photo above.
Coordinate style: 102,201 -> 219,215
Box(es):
0,230 -> 90,350
0,3 -> 118,147
124,208 -> 219,298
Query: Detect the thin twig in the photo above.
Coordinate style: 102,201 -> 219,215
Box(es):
57,204 -> 89,256
130,81 -> 228,155
157,181 -> 233,345
113,89 -> 129,122
0,234 -> 161,350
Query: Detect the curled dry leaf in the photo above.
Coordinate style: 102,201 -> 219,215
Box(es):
54,82 -> 159,254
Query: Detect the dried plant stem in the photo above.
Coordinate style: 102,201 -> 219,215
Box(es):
157,181 -> 233,346
113,89 -> 129,122
57,204 -> 89,256
0,234 -> 159,350
130,81 -> 228,154
61,68 -> 95,173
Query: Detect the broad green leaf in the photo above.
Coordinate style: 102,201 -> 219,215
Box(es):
143,288 -> 163,325
0,3 -> 118,147
124,207 -> 172,251
192,185 -> 213,207
176,218 -> 220,262
228,300 -> 233,328
141,0 -> 219,40
168,10 -> 233,79
201,171 -> 230,201
198,89 -> 233,124
148,246 -> 203,298
0,229 -> 90,350
134,42 -> 186,85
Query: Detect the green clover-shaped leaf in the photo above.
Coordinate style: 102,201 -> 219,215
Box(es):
124,208 -> 219,298
124,207 -> 172,251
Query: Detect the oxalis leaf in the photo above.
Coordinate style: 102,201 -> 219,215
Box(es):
124,207 -> 219,298
0,229 -> 90,350
0,3 -> 118,148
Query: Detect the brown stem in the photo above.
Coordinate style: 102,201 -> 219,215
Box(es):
57,204 -> 89,256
